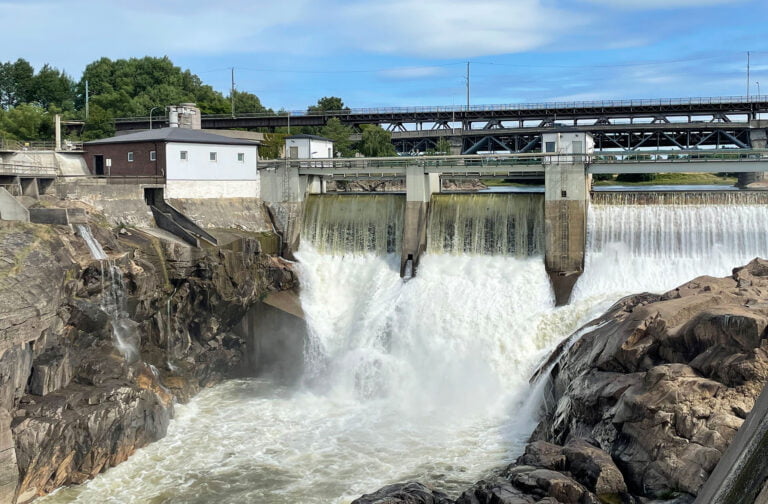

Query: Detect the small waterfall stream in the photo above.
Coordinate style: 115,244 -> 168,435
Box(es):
76,225 -> 140,362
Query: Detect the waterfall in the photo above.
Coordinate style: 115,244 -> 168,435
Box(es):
76,224 -> 140,362
427,194 -> 544,256
574,196 -> 768,302
76,224 -> 108,260
302,194 -> 405,254
44,194 -> 768,504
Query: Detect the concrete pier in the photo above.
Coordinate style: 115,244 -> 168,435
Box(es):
400,165 -> 439,276
543,133 -> 591,305
737,124 -> 767,187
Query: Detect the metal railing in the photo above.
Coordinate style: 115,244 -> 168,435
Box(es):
115,95 -> 768,123
592,149 -> 768,164
0,163 -> 58,176
57,175 -> 165,185
0,138 -> 83,152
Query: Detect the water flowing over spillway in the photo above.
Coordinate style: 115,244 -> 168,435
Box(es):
428,194 -> 544,256
44,193 -> 768,503
574,192 -> 768,301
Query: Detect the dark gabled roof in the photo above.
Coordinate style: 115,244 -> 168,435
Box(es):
84,127 -> 260,146
286,134 -> 335,142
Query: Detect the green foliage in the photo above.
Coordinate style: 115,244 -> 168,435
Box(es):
308,96 -> 348,113
81,104 -> 115,141
426,137 -> 452,155
31,64 -> 74,110
320,117 -> 354,157
0,59 -> 34,109
0,103 -> 51,140
615,173 -> 656,182
358,124 -> 395,157
261,132 -> 288,159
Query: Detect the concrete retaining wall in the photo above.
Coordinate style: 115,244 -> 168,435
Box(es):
165,180 -> 260,199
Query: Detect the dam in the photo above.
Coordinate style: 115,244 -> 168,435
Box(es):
39,180 -> 768,503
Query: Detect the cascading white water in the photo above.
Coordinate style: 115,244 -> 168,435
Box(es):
574,194 -> 768,303
76,224 -> 107,261
44,195 -> 768,504
76,224 -> 140,362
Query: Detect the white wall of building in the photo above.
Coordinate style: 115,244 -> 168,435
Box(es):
164,142 -> 259,198
285,138 -> 334,159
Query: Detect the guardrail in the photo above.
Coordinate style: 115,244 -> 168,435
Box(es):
0,139 -> 83,152
115,95 -> 768,123
57,175 -> 165,185
0,163 -> 58,176
592,149 -> 768,164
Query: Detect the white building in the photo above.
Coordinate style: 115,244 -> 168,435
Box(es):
285,134 -> 334,159
84,128 -> 260,199
541,131 -> 594,164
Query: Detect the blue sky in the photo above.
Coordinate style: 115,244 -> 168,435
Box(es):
2,0 -> 768,111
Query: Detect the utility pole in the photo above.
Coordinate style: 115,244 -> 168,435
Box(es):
231,68 -> 236,118
747,52 -> 751,99
466,61 -> 470,111
85,80 -> 89,120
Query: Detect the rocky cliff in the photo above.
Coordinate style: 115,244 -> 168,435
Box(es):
0,220 -> 296,503
354,259 -> 768,504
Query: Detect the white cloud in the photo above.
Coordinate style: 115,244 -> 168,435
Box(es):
336,0 -> 587,58
583,0 -> 744,9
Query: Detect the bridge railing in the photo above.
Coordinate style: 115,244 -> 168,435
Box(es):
592,149 -> 768,164
0,138 -> 83,152
114,95 -> 768,123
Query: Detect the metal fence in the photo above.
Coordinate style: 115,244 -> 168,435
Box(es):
0,138 -> 83,152
115,95 -> 768,123
0,163 -> 58,176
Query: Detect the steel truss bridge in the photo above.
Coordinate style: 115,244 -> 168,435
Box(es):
113,96 -> 768,154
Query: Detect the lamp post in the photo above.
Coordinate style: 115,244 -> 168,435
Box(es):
149,107 -> 160,130
757,81 -> 761,97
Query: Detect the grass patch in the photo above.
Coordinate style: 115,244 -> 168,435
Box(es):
593,173 -> 737,186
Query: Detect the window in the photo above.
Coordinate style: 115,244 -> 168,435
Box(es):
127,152 -> 134,162
210,152 -> 217,162
237,152 -> 245,162
180,150 -> 188,160
545,142 -> 556,153
150,150 -> 156,161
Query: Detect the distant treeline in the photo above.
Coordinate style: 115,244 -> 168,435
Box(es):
0,56 -> 401,157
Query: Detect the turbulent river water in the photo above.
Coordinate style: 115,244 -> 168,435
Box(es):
43,198 -> 768,504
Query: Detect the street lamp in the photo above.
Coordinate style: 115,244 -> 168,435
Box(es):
149,107 -> 160,130
757,81 -> 761,97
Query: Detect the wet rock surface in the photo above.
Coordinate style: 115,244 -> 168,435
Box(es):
0,220 -> 296,502
356,259 -> 768,504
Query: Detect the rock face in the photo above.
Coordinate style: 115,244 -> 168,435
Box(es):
355,259 -> 768,503
0,220 -> 296,503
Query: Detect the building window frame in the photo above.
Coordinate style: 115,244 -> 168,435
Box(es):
210,151 -> 217,162
237,152 -> 245,162
180,150 -> 188,161
150,150 -> 156,161
127,151 -> 134,162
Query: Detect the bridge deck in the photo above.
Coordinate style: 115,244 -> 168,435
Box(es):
260,150 -> 768,177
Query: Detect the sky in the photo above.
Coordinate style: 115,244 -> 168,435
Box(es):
2,0 -> 768,112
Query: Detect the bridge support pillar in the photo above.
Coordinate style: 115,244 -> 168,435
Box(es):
738,124 -> 767,187
401,165 -> 439,277
19,178 -> 39,199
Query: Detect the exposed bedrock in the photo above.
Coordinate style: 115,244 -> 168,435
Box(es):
0,221 -> 297,503
354,259 -> 768,504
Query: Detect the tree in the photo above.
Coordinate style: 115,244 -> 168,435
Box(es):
31,64 -> 74,110
308,96 -> 348,114
0,59 -> 35,109
81,104 -> 115,141
260,131 -> 288,159
232,90 -> 270,114
358,124 -> 395,157
320,117 -> 354,157
427,137 -> 452,155
0,103 -> 50,140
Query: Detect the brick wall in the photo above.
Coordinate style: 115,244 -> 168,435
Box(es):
83,141 -> 166,177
